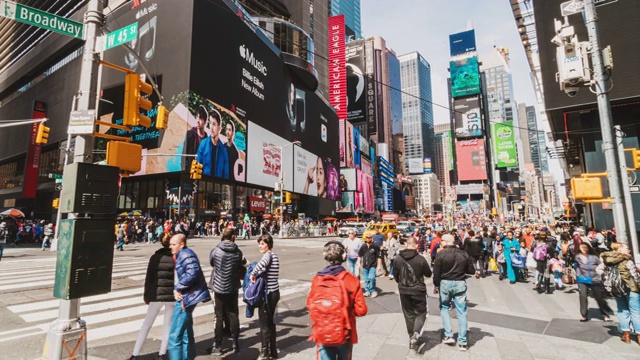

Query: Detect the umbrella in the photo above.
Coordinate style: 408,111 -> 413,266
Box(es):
118,212 -> 129,217
129,210 -> 142,216
0,208 -> 25,218
322,217 -> 337,221
344,217 -> 358,221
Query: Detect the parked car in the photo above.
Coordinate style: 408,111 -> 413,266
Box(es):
337,223 -> 366,237
396,221 -> 417,233
400,226 -> 429,243
362,223 -> 399,240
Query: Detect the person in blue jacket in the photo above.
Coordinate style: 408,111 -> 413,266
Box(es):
168,234 -> 211,360
195,109 -> 229,179
502,230 -> 521,284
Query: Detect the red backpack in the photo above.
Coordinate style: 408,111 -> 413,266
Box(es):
307,271 -> 351,347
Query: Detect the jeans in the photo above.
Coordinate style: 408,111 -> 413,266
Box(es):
214,293 -> 240,344
615,291 -> 640,332
346,258 -> 359,278
168,301 -> 196,360
41,236 -> 50,249
116,237 -> 125,251
0,243 -> 4,259
318,343 -> 352,360
132,302 -> 173,356
362,267 -> 376,294
578,283 -> 613,319
439,280 -> 468,345
258,290 -> 280,357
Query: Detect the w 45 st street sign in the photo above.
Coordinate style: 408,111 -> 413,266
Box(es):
0,0 -> 84,39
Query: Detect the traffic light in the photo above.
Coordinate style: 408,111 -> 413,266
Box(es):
106,141 -> 143,174
156,105 -> 169,129
190,159 -> 203,180
123,73 -> 153,128
283,191 -> 292,204
571,177 -> 603,200
634,149 -> 640,169
35,123 -> 50,144
52,198 -> 59,209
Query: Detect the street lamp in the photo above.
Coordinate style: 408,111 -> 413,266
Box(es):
278,140 -> 301,238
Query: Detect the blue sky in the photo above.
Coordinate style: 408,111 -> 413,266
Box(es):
361,0 -> 538,125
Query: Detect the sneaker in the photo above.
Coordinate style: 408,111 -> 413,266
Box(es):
364,292 -> 371,297
458,344 -> 468,351
442,337 -> 455,345
409,333 -> 418,350
370,291 -> 378,298
211,345 -> 223,356
474,272 -> 479,279
389,275 -> 394,280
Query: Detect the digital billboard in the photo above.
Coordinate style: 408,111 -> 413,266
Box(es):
340,168 -> 357,192
338,192 -> 354,213
453,96 -> 482,138
449,30 -> 476,56
407,158 -> 422,174
328,15 -> 347,120
353,127 -> 361,168
450,56 -> 480,98
359,133 -> 370,159
491,121 -> 518,168
456,138 -> 488,181
246,122 -> 293,191
346,40 -> 366,123
344,121 -> 355,168
339,119 -> 346,167
423,157 -> 432,173
357,170 -> 374,214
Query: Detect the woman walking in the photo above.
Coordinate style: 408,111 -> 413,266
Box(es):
385,231 -> 400,280
575,242 -> 613,322
129,233 -> 174,360
598,242 -> 640,343
250,234 -> 280,360
502,231 -> 521,284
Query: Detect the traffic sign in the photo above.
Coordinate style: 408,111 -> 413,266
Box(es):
0,0 -> 83,39
48,173 -> 63,179
55,183 -> 63,191
629,185 -> 640,193
97,22 -> 138,52
68,109 -> 96,135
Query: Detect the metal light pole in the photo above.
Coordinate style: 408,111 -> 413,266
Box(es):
583,0 -> 631,246
615,126 -> 640,261
278,140 -> 300,238
43,1 -> 103,358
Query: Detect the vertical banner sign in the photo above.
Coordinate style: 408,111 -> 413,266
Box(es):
23,101 -> 47,198
364,39 -> 377,134
492,121 -> 518,168
328,15 -> 346,120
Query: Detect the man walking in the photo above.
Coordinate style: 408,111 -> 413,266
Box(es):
358,233 -> 381,298
342,229 -> 362,278
433,234 -> 475,351
209,228 -> 246,355
168,234 -> 211,359
0,222 -> 7,261
392,236 -> 432,351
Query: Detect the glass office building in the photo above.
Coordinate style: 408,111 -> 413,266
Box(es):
329,0 -> 361,39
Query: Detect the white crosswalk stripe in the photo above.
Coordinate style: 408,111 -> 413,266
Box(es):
0,257 -> 310,344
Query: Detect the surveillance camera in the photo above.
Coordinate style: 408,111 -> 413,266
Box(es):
564,87 -> 579,97
551,35 -> 564,47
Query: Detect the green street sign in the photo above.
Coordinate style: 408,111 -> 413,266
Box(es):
0,0 -> 84,39
99,22 -> 138,52
48,173 -> 63,179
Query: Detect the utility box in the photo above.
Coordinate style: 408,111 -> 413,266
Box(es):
53,219 -> 115,300
60,162 -> 119,214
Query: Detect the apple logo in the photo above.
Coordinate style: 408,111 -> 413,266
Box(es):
239,45 -> 246,59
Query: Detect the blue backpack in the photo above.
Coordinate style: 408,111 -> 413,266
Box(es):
243,262 -> 266,317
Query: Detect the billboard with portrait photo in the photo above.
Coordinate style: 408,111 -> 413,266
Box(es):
293,146 -> 340,200
450,56 -> 480,98
454,96 -> 482,138
344,120 -> 355,168
340,168 -> 357,192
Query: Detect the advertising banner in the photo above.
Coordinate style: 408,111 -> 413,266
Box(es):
456,138 -> 488,181
359,133 -> 370,159
364,39 -> 377,134
492,121 -> 518,168
357,170 -> 374,213
328,15 -> 347,120
340,168 -> 357,192
449,30 -> 476,56
454,96 -> 482,138
339,119 -> 346,167
23,100 -> 46,199
344,120 -> 355,168
423,157 -> 432,173
450,56 -> 480,98
293,146 -> 340,200
249,196 -> 267,212
346,39 -> 366,123
353,127 -> 361,168
338,192 -> 354,212
361,158 -> 372,177
407,158 -> 422,174
246,122 -> 293,191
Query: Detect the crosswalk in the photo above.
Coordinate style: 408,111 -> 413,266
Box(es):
0,256 -> 311,345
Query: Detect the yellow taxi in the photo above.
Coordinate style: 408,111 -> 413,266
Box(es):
362,223 -> 399,240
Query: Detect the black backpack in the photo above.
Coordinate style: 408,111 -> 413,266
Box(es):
602,265 -> 629,297
397,257 -> 419,287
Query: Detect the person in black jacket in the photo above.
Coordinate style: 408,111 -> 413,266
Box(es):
433,234 -> 475,351
130,233 -> 174,360
209,228 -> 247,355
392,235 -> 432,351
464,231 -> 485,279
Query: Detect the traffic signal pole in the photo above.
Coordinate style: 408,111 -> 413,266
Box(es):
583,0 -> 632,247
43,0 -> 103,358
615,125 -> 640,261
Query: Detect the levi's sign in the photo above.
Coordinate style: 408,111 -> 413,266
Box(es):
0,0 -> 84,39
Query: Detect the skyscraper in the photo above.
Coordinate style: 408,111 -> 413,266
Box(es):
481,47 -> 516,123
434,123 -> 453,198
399,52 -> 435,176
329,0 -> 362,39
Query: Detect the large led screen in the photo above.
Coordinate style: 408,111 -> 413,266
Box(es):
246,122 -> 293,191
454,96 -> 482,138
491,121 -> 518,168
456,138 -> 488,181
449,30 -> 477,56
346,39 -> 366,123
340,168 -> 357,192
293,146 -> 340,200
450,56 -> 480,98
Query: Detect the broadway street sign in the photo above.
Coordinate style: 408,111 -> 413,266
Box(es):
0,0 -> 84,39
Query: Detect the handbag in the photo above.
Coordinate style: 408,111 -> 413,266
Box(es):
576,275 -> 592,284
562,268 -> 576,285
510,253 -> 526,269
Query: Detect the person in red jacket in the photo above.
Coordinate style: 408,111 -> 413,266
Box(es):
307,241 -> 368,360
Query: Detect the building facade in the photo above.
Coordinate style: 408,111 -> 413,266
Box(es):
399,52 -> 435,176
329,0 -> 361,40
434,123 -> 453,195
411,173 -> 441,215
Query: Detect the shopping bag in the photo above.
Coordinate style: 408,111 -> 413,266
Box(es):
488,257 -> 498,272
